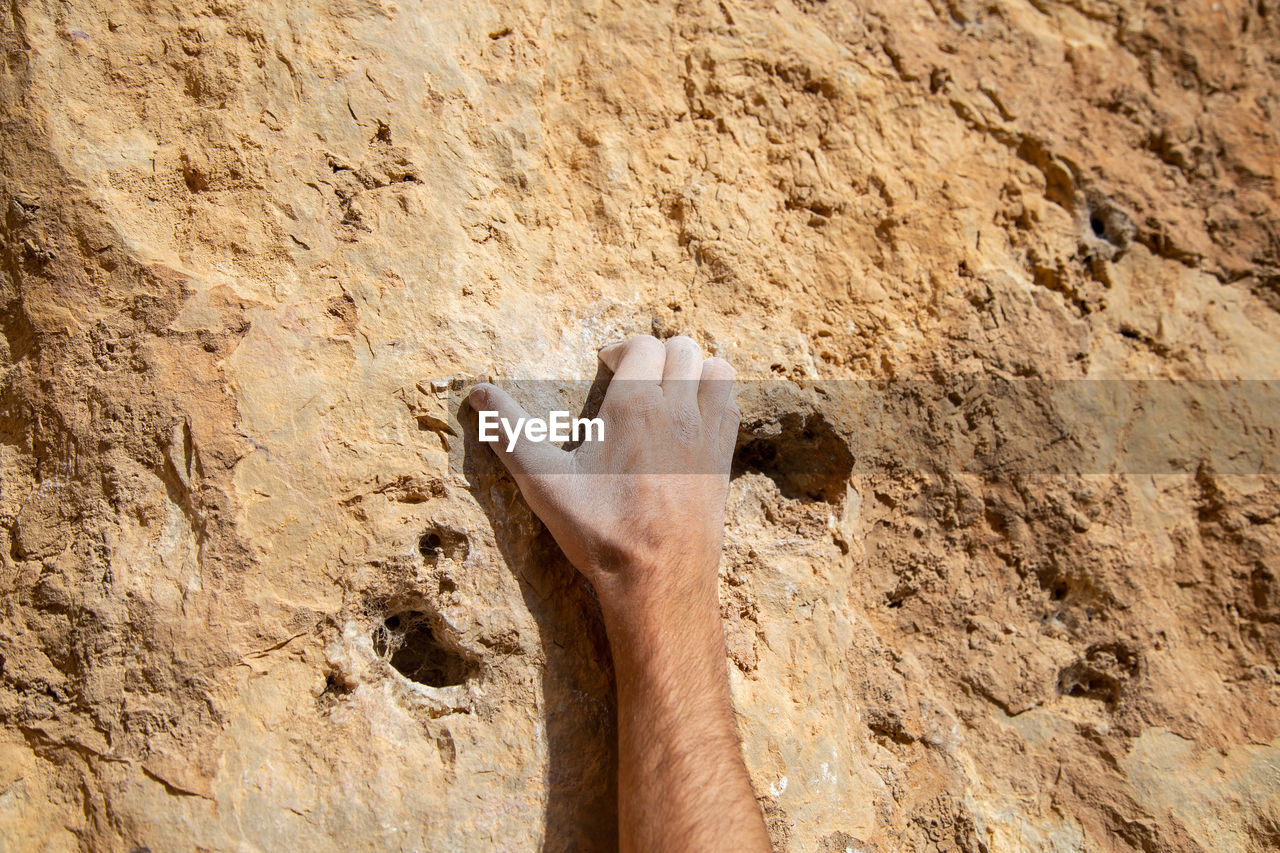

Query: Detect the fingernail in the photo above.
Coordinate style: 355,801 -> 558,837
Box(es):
468,384 -> 490,408
597,340 -> 623,353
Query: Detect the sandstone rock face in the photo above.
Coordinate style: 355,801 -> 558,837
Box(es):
2,1 -> 1279,850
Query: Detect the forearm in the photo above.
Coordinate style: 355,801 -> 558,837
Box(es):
602,580 -> 771,853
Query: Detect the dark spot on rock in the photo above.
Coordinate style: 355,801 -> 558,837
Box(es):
418,526 -> 469,563
818,831 -> 867,853
1084,196 -> 1134,249
1251,567 -> 1277,614
435,729 -> 457,765
316,671 -> 355,711
322,672 -> 352,697
326,292 -> 358,332
180,155 -> 209,192
733,411 -> 853,503
1058,642 -> 1140,705
373,611 -> 475,688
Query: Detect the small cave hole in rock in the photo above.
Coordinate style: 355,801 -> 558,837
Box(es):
315,671 -> 355,712
732,411 -> 854,503
1057,642 -> 1139,706
319,672 -> 352,700
418,526 -> 469,563
373,611 -> 475,688
1084,199 -> 1132,248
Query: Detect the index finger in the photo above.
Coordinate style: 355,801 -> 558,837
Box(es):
597,335 -> 666,385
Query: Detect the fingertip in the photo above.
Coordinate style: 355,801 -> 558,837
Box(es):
664,335 -> 702,363
597,342 -> 621,371
468,383 -> 492,408
701,356 -> 735,381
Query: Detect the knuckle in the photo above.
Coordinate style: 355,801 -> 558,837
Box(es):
675,422 -> 701,447
621,385 -> 664,416
670,402 -> 703,441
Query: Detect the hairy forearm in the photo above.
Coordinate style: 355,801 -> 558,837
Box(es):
601,579 -> 771,853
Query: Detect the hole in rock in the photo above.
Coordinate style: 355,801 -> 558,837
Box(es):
733,411 -> 854,503
418,526 -> 469,563
1251,567 -> 1276,612
320,673 -> 352,698
1057,642 -> 1140,705
1084,198 -> 1133,248
316,672 -> 355,712
373,611 -> 475,688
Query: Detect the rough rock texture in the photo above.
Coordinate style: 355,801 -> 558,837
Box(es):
2,0 -> 1280,850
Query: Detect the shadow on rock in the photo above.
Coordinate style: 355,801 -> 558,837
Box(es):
459,365 -> 617,852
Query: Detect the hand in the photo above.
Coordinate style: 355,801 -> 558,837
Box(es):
467,334 -> 740,621
469,334 -> 769,851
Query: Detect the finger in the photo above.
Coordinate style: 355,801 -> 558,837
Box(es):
468,384 -> 570,490
597,335 -> 666,384
660,335 -> 703,409
718,399 -> 742,468
697,356 -> 736,425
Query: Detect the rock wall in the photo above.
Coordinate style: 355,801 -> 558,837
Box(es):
2,1 -> 1279,850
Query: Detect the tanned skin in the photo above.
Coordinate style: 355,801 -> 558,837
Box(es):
469,334 -> 771,852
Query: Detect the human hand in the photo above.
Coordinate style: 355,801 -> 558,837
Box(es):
467,335 -> 739,623
469,335 -> 768,852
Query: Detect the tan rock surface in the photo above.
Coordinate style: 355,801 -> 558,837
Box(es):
2,1 -> 1279,850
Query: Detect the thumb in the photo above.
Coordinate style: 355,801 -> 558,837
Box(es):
468,383 -> 571,488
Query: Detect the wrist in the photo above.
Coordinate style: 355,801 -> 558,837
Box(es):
596,560 -> 720,639
600,578 -> 727,683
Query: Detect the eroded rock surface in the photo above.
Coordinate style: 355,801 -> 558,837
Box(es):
2,1 -> 1279,850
